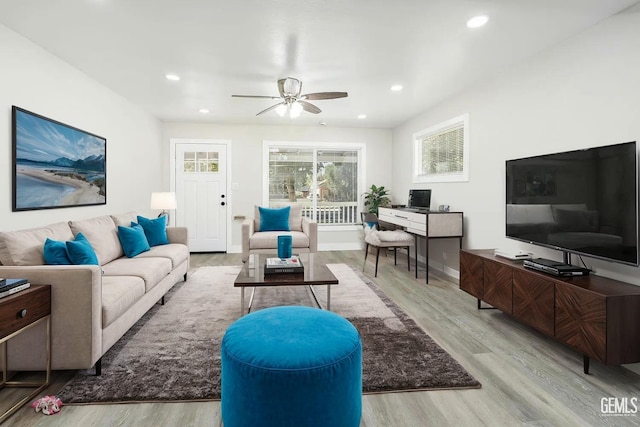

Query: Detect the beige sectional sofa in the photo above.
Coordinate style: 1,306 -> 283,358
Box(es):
0,211 -> 189,374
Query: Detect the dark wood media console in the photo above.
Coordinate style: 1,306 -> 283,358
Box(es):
460,249 -> 640,374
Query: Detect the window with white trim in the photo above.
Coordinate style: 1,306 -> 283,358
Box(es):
264,142 -> 364,225
413,114 -> 469,183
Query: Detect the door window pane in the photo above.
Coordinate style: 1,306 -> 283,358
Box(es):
184,151 -> 219,173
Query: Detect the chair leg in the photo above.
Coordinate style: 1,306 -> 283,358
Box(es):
414,236 -> 419,279
375,247 -> 381,277
407,246 -> 411,271
363,243 -> 369,271
394,246 -> 398,265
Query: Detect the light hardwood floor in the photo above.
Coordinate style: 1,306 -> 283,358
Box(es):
2,250 -> 639,426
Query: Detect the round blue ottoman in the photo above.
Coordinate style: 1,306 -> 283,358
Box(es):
221,306 -> 362,427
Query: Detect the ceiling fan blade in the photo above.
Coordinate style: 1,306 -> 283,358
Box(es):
301,92 -> 348,100
232,95 -> 282,100
256,102 -> 285,116
299,101 -> 321,114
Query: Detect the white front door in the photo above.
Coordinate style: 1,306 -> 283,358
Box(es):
175,142 -> 228,252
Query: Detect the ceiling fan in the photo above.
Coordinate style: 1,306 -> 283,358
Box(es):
232,77 -> 348,117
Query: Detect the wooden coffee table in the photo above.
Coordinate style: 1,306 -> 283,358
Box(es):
234,253 -> 339,316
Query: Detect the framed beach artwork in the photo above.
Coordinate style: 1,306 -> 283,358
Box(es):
12,106 -> 106,211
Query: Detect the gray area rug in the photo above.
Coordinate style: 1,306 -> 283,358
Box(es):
57,264 -> 480,404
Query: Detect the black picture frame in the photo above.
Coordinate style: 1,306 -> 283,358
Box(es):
12,106 -> 107,211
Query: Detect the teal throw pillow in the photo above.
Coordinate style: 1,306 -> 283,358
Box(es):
136,215 -> 169,246
66,232 -> 99,265
118,224 -> 151,258
259,206 -> 291,232
43,238 -> 72,265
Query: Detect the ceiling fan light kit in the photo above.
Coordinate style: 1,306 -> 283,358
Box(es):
232,77 -> 348,117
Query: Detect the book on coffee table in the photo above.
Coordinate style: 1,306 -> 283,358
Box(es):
264,256 -> 304,275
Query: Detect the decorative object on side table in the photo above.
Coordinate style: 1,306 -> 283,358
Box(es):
0,278 -> 30,299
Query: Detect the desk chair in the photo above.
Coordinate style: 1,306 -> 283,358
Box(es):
362,214 -> 414,277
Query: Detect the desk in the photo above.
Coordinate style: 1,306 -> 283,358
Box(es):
0,285 -> 51,423
378,207 -> 464,283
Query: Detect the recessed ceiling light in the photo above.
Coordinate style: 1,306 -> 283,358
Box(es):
390,85 -> 403,92
467,15 -> 489,28
357,114 -> 367,119
199,108 -> 209,114
165,74 -> 180,81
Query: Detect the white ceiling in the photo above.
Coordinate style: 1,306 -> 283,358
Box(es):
1,0 -> 637,129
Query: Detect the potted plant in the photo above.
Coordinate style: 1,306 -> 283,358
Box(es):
363,184 -> 391,215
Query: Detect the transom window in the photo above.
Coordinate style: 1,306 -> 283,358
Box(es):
183,151 -> 219,173
264,142 -> 364,225
413,114 -> 469,183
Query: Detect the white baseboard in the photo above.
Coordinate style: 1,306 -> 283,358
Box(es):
319,242 -> 363,251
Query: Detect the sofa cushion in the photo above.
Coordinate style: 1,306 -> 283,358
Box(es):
110,211 -> 138,227
102,276 -> 146,328
136,216 -> 169,246
259,206 -> 291,231
117,224 -> 151,258
365,230 -> 414,247
102,257 -> 172,292
69,216 -> 123,265
0,222 -> 74,266
43,238 -> 72,265
66,232 -> 100,265
135,243 -> 189,268
249,231 -> 310,250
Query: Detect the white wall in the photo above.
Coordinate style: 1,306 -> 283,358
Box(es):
392,6 -> 640,284
162,122 -> 392,251
0,25 -> 163,231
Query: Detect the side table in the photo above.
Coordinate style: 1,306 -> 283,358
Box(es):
0,285 -> 51,423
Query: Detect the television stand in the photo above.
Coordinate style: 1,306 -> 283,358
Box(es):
460,249 -> 640,374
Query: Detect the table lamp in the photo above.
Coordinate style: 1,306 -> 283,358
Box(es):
150,192 -> 177,224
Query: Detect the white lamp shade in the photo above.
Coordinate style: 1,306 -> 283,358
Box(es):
150,192 -> 177,210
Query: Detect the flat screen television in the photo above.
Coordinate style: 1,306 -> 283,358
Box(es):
506,141 -> 638,266
408,189 -> 431,210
